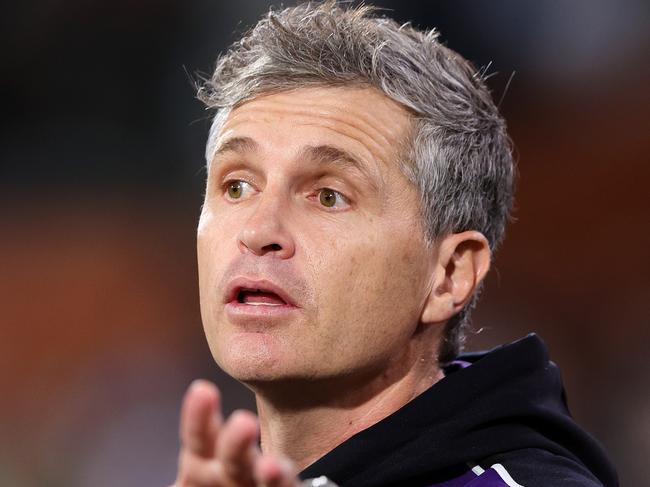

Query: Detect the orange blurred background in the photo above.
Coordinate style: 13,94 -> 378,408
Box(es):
2,1 -> 648,485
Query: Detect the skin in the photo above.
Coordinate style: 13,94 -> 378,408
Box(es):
173,86 -> 491,486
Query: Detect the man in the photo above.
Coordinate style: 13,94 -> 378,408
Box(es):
173,2 -> 617,486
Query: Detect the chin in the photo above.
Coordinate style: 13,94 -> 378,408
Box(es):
217,352 -> 319,387
214,334 -> 287,381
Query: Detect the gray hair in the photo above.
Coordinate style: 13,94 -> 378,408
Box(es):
198,1 -> 515,363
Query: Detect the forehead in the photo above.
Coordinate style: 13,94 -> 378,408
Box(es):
212,86 -> 413,172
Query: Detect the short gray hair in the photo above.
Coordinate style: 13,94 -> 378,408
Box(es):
198,1 -> 515,362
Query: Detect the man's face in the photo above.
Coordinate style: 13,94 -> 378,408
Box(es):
197,87 -> 437,384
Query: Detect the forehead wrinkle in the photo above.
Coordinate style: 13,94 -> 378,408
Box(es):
231,95 -> 409,171
219,109 -> 374,173
226,108 -> 395,181
249,98 -> 405,150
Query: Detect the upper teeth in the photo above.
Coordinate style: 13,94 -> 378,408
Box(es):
246,302 -> 282,306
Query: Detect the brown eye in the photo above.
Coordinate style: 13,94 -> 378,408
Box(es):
319,188 -> 337,207
226,180 -> 251,199
318,188 -> 349,209
227,181 -> 242,198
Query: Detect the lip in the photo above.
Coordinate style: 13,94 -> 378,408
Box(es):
224,277 -> 300,322
224,277 -> 299,308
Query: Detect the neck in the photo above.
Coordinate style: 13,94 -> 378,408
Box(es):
250,341 -> 444,471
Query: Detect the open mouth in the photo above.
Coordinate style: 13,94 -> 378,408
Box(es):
236,288 -> 288,306
225,278 -> 297,311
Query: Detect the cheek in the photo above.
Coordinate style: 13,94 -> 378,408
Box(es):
308,229 -> 429,350
197,212 -> 239,366
197,211 -> 234,323
197,216 -> 217,298
197,208 -> 236,273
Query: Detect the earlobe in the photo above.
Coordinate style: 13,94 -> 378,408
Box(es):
420,231 -> 491,324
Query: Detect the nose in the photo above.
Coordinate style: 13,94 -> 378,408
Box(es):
237,192 -> 295,259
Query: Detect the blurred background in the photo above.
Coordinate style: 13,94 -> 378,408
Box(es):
1,0 -> 648,485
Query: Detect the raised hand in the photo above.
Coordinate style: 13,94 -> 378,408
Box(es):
171,380 -> 299,487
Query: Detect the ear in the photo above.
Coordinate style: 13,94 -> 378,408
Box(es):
420,231 -> 491,324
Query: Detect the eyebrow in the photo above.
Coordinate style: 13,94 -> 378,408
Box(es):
299,144 -> 367,172
213,136 -> 259,158
213,136 -> 380,190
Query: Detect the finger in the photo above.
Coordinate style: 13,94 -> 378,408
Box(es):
175,451 -> 221,487
254,454 -> 300,487
217,409 -> 260,484
180,380 -> 222,458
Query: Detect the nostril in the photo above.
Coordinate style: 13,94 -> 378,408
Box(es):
264,243 -> 282,252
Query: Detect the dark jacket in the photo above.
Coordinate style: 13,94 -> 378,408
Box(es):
300,334 -> 618,486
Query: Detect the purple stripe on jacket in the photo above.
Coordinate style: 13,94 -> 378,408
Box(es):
427,468 -> 512,486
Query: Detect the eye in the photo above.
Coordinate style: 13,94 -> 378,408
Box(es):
225,180 -> 254,200
318,188 -> 349,209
